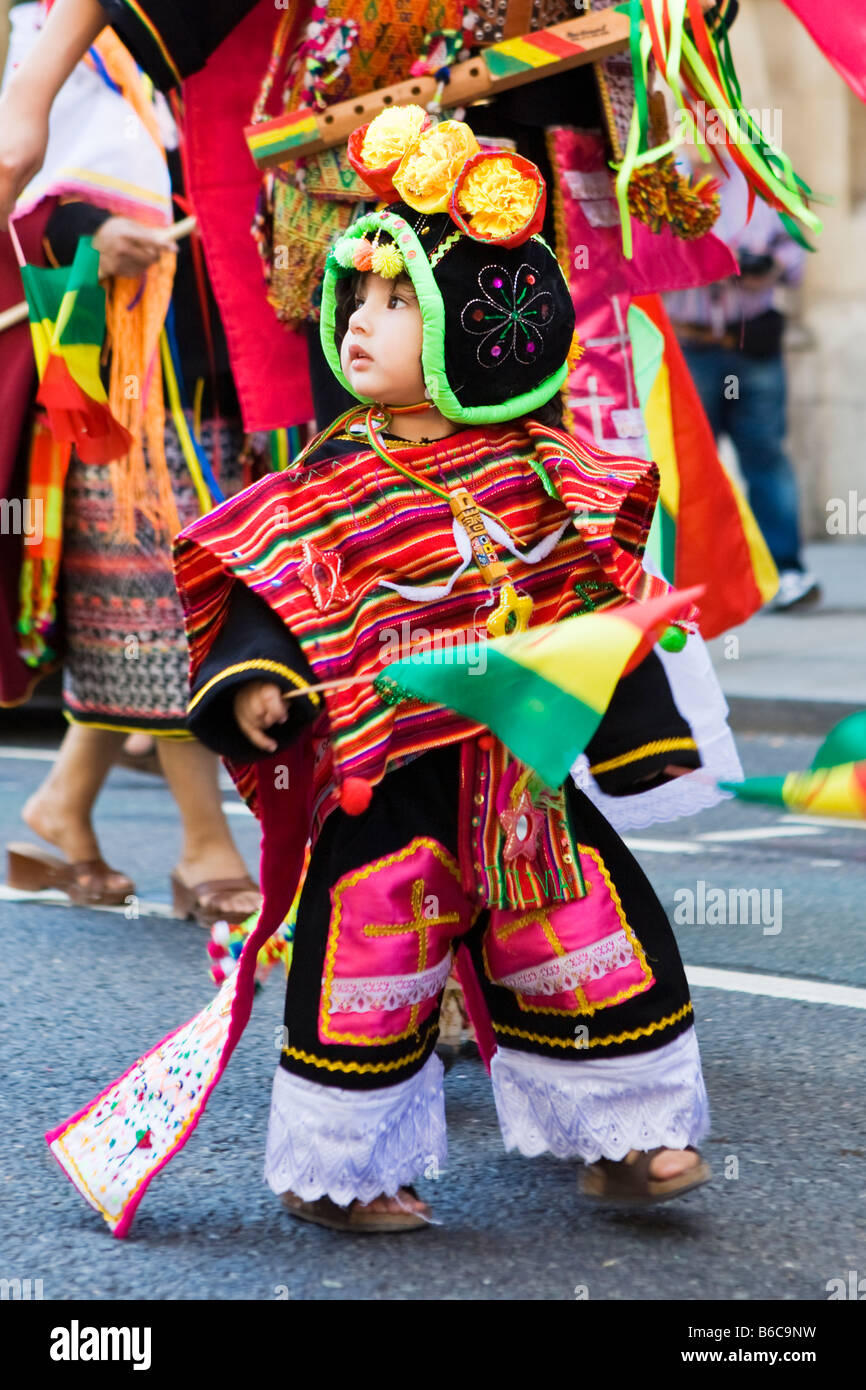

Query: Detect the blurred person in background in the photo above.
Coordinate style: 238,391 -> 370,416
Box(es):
666,153 -> 820,612
1,3 -> 262,923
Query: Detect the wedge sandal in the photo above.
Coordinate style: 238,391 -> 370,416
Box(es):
6,842 -> 134,906
581,1146 -> 712,1206
170,872 -> 261,928
280,1188 -> 432,1234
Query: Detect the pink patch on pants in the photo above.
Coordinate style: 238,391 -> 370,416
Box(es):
483,846 -> 654,1015
319,837 -> 478,1046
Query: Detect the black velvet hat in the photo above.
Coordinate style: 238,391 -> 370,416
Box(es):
320,116 -> 575,424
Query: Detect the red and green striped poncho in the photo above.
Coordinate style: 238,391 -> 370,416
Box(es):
173,420 -> 667,822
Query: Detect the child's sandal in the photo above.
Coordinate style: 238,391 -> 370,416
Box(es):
580,1146 -> 711,1206
280,1187 -> 432,1233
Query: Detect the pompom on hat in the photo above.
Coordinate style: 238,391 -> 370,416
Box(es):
321,106 -> 575,426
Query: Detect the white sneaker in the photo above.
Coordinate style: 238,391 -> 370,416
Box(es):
769,570 -> 821,612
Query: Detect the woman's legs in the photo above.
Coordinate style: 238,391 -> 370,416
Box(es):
23,722 -> 125,863
156,737 -> 260,917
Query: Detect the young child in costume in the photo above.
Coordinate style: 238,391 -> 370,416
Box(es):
175,115 -> 712,1231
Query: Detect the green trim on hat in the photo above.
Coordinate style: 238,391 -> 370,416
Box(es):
320,210 -> 568,425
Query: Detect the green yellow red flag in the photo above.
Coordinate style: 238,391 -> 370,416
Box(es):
721,712 -> 866,820
18,236 -> 131,464
629,294 -> 778,636
375,586 -> 702,787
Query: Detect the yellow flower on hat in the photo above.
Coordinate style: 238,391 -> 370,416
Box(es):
361,105 -> 428,169
393,121 -> 480,214
457,156 -> 539,240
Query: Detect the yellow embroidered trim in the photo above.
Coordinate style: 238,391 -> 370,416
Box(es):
282,1021 -> 438,1074
589,738 -> 697,777
492,1001 -> 693,1049
320,837 -> 470,1046
187,659 -> 321,714
63,713 -> 194,739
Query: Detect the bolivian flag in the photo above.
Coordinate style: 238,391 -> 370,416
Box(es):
722,712 -> 866,820
629,295 -> 778,636
375,587 -> 702,788
20,237 -> 131,464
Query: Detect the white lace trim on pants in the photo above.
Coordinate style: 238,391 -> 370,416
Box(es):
329,952 -> 453,1014
496,928 -> 635,996
264,1052 -> 446,1207
490,1027 -> 710,1163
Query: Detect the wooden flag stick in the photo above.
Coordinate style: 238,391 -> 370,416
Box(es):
0,299 -> 28,333
0,214 -> 198,335
154,214 -> 197,243
280,673 -> 376,700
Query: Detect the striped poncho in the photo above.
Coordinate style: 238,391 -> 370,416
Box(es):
173,420 -> 665,821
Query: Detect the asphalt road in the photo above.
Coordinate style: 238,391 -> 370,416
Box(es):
1,725 -> 864,1302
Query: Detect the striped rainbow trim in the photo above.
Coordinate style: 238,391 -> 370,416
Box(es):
483,27 -> 588,80
244,109 -> 322,166
120,0 -> 182,87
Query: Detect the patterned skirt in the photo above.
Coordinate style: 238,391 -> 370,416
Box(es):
62,418 -> 244,734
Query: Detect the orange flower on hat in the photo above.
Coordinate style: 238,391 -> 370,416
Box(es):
393,121 -> 480,214
452,151 -> 546,246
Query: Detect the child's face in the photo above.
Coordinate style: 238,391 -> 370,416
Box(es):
340,272 -> 426,406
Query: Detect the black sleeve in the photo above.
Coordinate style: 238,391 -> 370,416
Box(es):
187,580 -> 322,761
584,650 -> 701,796
44,202 -> 112,267
100,0 -> 259,89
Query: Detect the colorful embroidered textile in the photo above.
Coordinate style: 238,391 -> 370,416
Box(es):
62,419 -> 245,734
376,588 -> 699,787
460,738 -> 586,909
265,179 -> 354,326
47,735 -> 313,1237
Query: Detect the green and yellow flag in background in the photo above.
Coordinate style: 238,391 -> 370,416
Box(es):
20,237 -> 131,464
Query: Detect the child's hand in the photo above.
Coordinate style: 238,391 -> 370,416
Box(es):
233,681 -> 288,752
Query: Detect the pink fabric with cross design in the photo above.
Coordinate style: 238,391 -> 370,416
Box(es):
483,846 -> 655,1015
319,837 -> 478,1046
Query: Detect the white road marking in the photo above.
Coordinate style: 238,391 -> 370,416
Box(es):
0,745 -> 57,762
623,837 -> 703,855
783,813 -> 866,832
696,824 -> 824,843
3,886 -> 866,1009
0,884 -> 178,918
685,964 -> 866,1011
